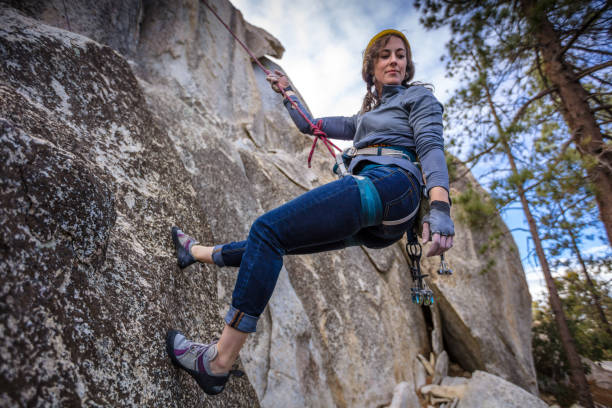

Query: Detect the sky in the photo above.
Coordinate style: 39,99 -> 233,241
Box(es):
232,0 -> 456,117
229,0 -> 610,300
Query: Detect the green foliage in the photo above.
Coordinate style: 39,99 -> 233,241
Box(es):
532,261 -> 612,406
455,183 -> 497,230
455,183 -> 503,274
507,168 -> 534,190
414,0 -> 611,210
555,262 -> 612,360
415,3 -> 611,405
532,303 -> 579,407
477,251 -> 498,275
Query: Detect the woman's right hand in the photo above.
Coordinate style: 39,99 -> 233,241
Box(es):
266,69 -> 290,93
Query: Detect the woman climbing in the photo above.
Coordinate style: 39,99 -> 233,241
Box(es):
166,29 -> 454,395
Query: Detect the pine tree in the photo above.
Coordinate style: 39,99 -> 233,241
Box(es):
534,156 -> 612,339
517,0 -> 612,244
413,1 -> 608,405
533,261 -> 612,405
416,0 -> 612,242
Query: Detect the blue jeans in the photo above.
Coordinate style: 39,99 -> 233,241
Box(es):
215,165 -> 421,332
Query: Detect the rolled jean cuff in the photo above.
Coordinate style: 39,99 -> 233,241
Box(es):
212,245 -> 225,267
224,305 -> 258,333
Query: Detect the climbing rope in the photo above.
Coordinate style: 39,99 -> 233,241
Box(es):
201,0 -> 342,167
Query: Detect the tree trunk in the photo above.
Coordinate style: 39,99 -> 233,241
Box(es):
519,0 -> 612,245
510,152 -> 593,408
483,80 -> 594,408
563,215 -> 612,339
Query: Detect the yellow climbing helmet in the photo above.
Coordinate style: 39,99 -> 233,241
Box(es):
364,29 -> 411,57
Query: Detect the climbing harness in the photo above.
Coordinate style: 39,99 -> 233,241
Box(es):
201,0 -> 341,167
351,175 -> 383,227
335,146 -> 420,226
333,145 -> 418,178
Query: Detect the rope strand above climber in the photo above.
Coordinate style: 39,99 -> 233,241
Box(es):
201,0 -> 341,167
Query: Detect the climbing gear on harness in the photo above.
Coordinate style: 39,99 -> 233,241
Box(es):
406,238 -> 434,306
438,254 -> 452,275
402,188 -> 452,306
166,330 -> 244,396
405,198 -> 454,306
365,29 -> 411,59
406,224 -> 453,306
333,148 -> 354,177
335,147 -> 451,303
201,0 -> 341,168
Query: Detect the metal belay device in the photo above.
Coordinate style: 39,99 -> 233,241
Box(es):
406,236 -> 452,307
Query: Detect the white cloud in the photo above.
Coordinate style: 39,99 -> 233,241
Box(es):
584,245 -> 611,256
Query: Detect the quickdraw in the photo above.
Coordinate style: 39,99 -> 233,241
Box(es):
406,239 -> 434,306
201,0 -> 341,167
406,238 -> 453,307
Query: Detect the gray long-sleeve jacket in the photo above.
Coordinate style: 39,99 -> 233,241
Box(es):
283,84 -> 449,193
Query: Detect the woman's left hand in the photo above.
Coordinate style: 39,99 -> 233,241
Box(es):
266,69 -> 290,93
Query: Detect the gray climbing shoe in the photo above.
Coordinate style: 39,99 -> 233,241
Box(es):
166,330 -> 230,395
171,227 -> 198,269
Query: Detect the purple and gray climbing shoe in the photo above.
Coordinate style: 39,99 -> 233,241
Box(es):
171,226 -> 199,269
166,330 -> 230,395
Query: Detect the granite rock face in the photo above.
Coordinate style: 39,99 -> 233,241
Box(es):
1,0 -> 538,406
0,6 -> 258,407
457,371 -> 548,408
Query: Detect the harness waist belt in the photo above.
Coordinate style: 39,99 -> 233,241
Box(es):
346,146 -> 418,163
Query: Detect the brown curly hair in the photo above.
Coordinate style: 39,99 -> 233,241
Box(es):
360,34 -> 415,114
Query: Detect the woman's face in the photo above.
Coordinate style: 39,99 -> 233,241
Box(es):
373,36 -> 407,93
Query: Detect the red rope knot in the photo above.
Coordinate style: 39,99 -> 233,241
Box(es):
307,120 -> 342,168
311,120 -> 326,137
